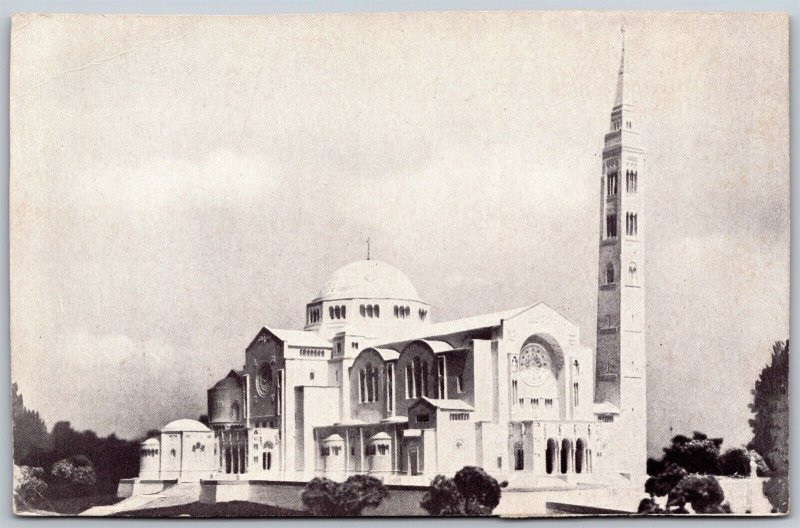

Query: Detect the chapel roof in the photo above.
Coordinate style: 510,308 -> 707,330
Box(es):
411,397 -> 474,411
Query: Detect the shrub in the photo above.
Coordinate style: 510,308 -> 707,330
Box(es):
644,463 -> 688,497
13,465 -> 48,510
637,498 -> 663,514
662,432 -> 721,475
718,447 -> 751,477
421,466 -> 503,516
301,475 -> 389,516
420,475 -> 463,516
454,466 -> 502,515
667,475 -> 726,514
49,455 -> 98,498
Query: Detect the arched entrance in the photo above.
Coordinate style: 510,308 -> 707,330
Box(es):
575,438 -> 586,474
513,442 -> 524,471
545,438 -> 557,474
560,439 -> 573,474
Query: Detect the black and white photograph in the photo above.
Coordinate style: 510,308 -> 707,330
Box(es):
9,9 -> 790,517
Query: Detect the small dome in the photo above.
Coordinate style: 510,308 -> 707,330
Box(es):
370,432 -> 391,441
323,433 -> 344,443
314,260 -> 422,303
211,375 -> 242,390
161,419 -> 211,433
141,437 -> 160,446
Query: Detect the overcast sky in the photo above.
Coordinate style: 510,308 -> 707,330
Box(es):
10,11 -> 788,456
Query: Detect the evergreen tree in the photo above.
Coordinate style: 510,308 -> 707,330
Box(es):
747,340 -> 789,513
11,383 -> 51,465
748,340 -> 789,468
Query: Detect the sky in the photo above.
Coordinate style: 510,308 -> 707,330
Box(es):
10,11 -> 789,457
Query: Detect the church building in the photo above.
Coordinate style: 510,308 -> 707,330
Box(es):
128,42 -> 647,489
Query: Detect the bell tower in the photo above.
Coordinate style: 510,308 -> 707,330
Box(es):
594,29 -> 647,477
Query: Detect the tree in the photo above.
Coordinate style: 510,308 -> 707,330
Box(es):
11,383 -> 51,465
667,475 -> 729,514
13,465 -> 48,511
644,463 -> 688,497
454,466 -> 502,515
145,429 -> 161,439
335,475 -> 390,516
662,432 -> 721,474
301,475 -> 389,516
646,457 -> 665,477
748,340 -> 789,513
748,340 -> 789,467
420,466 -> 504,516
421,475 -> 465,516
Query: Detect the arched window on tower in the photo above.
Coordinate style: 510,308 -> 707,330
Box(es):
605,262 -> 615,284
374,305 -> 380,318
360,304 -> 366,317
629,262 -> 637,283
366,305 -> 374,318
606,214 -> 617,238
334,306 -> 341,319
341,306 -> 346,319
329,306 -> 335,319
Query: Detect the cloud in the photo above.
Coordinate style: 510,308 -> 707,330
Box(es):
12,330 -> 237,439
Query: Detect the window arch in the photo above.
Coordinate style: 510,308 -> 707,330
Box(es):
605,262 -> 615,284
629,262 -> 637,282
329,306 -> 335,319
366,305 -> 374,318
374,305 -> 380,318
360,304 -> 366,317
334,306 -> 341,319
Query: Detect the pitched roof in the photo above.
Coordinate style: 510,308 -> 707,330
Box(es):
593,401 -> 621,415
410,397 -> 474,411
400,306 -> 531,340
262,327 -> 332,349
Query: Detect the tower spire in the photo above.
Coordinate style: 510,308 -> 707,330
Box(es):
614,26 -> 627,108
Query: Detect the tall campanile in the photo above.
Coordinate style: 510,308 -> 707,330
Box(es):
595,30 -> 647,477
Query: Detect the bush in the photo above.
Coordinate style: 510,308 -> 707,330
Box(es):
718,447 -> 751,477
644,463 -> 688,497
49,455 -> 98,498
421,466 -> 503,516
662,432 -> 722,475
637,498 -> 663,514
13,465 -> 48,510
454,466 -> 502,515
667,475 -> 726,514
420,475 -> 463,516
301,475 -> 389,516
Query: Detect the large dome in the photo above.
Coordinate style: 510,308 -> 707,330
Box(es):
314,260 -> 422,302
